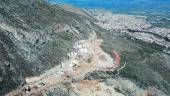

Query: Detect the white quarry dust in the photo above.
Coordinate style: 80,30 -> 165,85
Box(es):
24,32 -> 117,85
6,32 -> 161,96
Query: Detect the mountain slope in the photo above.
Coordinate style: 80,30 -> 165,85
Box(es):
0,0 -> 170,96
0,0 -> 94,94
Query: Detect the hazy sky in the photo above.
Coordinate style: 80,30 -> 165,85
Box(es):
48,0 -> 170,13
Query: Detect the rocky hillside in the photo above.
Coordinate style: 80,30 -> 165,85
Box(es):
0,0 -> 170,96
0,0 -> 94,94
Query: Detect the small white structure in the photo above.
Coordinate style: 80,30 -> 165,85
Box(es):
79,48 -> 88,54
72,60 -> 79,65
68,52 -> 78,58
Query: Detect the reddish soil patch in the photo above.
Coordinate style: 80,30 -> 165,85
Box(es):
111,50 -> 121,66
